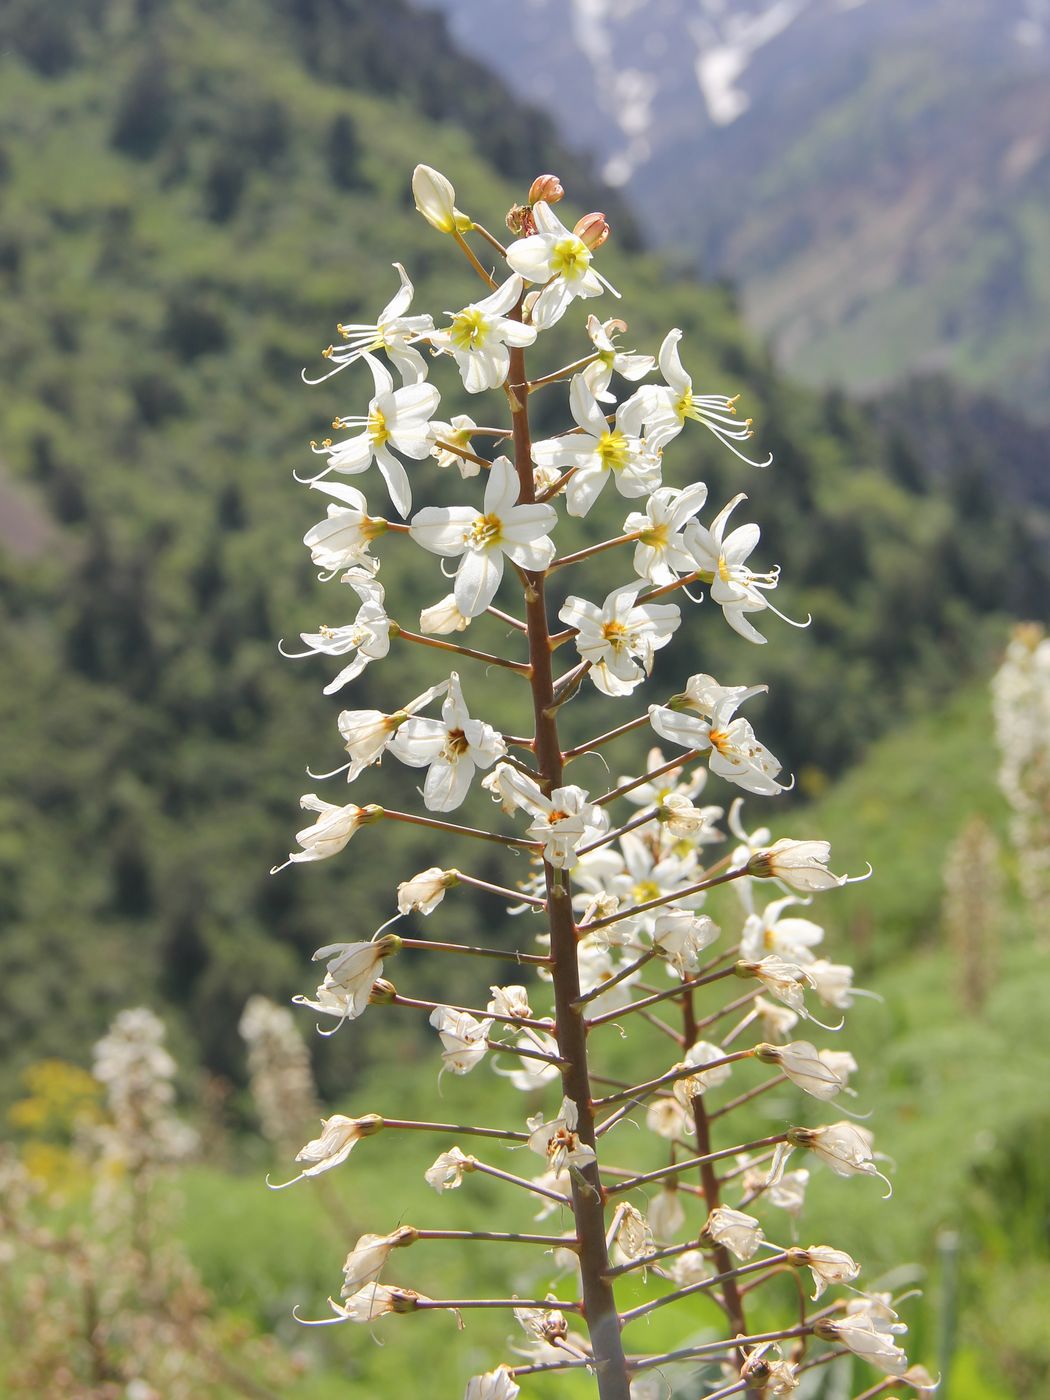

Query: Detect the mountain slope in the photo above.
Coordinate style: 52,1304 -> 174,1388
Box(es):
422,0 -> 1050,411
0,0 -> 1046,1091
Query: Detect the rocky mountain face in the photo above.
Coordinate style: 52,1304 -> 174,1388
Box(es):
421,0 -> 1050,412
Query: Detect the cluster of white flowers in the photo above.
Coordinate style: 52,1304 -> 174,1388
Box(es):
238,995 -> 319,1148
93,1008 -> 197,1174
992,623 -> 1050,910
267,165 -> 917,1399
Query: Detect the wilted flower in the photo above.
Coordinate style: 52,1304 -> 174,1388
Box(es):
341,1226 -> 417,1294
272,1112 -> 382,1188
647,1186 -> 685,1241
527,1097 -> 596,1173
747,838 -> 851,891
736,956 -> 815,1014
425,1146 -> 476,1192
702,1205 -> 764,1260
271,795 -> 378,874
786,1244 -> 860,1300
665,1250 -> 711,1286
815,1316 -> 909,1374
429,1006 -> 493,1075
464,1366 -> 521,1400
398,866 -> 457,915
294,935 -> 401,1031
653,910 -> 720,976
279,568 -> 391,695
755,1041 -> 846,1100
781,1121 -> 892,1195
611,1203 -> 655,1263
672,1040 -> 733,1106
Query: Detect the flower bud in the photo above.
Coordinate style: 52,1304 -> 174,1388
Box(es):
368,977 -> 397,1004
412,164 -> 471,234
528,173 -> 564,205
573,211 -> 610,250
420,593 -> 470,635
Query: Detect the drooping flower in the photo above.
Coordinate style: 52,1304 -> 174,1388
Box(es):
279,568 -> 391,694
652,910 -> 720,977
686,493 -> 804,644
429,1006 -> 493,1076
271,1112 -> 382,1188
487,985 -> 533,1020
665,1250 -> 711,1286
671,1040 -> 734,1106
294,935 -> 401,1032
560,585 -> 681,697
736,956 -> 815,1013
581,314 -> 655,403
431,275 -> 537,393
397,866 -> 457,915
506,200 -> 617,328
642,328 -> 772,466
703,1205 -> 764,1260
410,456 -> 557,618
494,1030 -> 562,1092
309,262 -> 434,387
271,795 -> 377,874
781,1121 -> 892,1194
530,375 -> 660,517
647,1186 -> 685,1241
624,483 -> 709,585
527,1097 -> 596,1173
425,1146 -> 476,1192
341,1227 -> 417,1294
787,1244 -> 860,1300
611,1203 -> 655,1263
419,593 -> 471,634
649,674 -> 786,796
304,354 -> 440,517
336,679 -> 449,784
388,672 -> 506,812
741,1343 -> 800,1394
814,1316 -> 909,1375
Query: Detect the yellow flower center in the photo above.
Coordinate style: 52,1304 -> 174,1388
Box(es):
597,429 -> 629,472
550,236 -> 590,281
640,522 -> 669,548
633,879 -> 660,903
445,728 -> 470,758
674,385 -> 695,424
717,553 -> 732,583
467,513 -> 503,549
368,407 -> 390,446
450,307 -> 489,351
601,619 -> 629,651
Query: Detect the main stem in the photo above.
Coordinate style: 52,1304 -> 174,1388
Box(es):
508,340 -> 631,1400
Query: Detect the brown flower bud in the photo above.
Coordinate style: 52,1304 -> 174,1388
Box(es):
528,173 -> 564,205
368,978 -> 397,1004
574,212 -> 610,249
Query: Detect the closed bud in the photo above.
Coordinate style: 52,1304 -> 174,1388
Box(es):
574,211 -> 610,249
412,164 -> 471,234
368,977 -> 397,1004
528,173 -> 564,205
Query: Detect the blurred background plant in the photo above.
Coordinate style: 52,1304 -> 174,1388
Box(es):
0,0 -> 1046,1395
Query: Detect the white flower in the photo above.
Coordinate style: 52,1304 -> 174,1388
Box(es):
280,569 -> 391,695
527,1097 -> 596,1173
302,482 -> 388,576
807,958 -> 858,1009
294,936 -> 399,1031
494,1032 -> 561,1091
530,375 -> 660,517
337,679 -> 448,783
753,995 -> 800,1041
309,263 -> 433,387
398,867 -> 456,915
665,1250 -> 710,1286
652,910 -> 720,976
431,275 -> 537,393
429,1006 -> 493,1076
815,1317 -> 909,1375
642,328 -> 771,466
672,1040 -> 733,1106
425,1146 -> 476,1192
686,493 -> 801,644
650,674 -> 785,796
464,1367 -> 520,1400
789,1244 -> 860,1300
388,672 -> 506,811
430,414 -> 481,477
756,1040 -> 845,1100
646,1097 -> 690,1141
703,1205 -> 764,1260
621,746 -> 711,808
766,1167 -> 809,1216
624,483 -> 709,585
506,201 -> 616,328
782,1121 -> 892,1194
657,793 -> 721,842
738,956 -> 815,1013
560,585 -> 680,697
305,355 -> 439,518
747,838 -> 851,891
513,1295 -> 569,1344
271,794 -> 375,874
581,314 -> 654,402
647,1186 -> 685,1241
487,985 -> 533,1020
341,1227 -> 416,1294
274,1112 -> 382,1187
742,1343 -> 799,1394
319,1283 -> 427,1325
412,164 -> 470,234
410,456 -> 556,617
740,896 -> 824,964
485,763 -> 607,868
820,1049 -> 858,1085
419,593 -> 471,634
612,1204 -> 655,1263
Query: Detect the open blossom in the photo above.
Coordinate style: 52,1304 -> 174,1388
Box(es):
703,1205 -> 764,1260
527,1097 -> 596,1173
294,935 -> 400,1031
756,1041 -> 846,1100
747,838 -> 851,891
305,354 -> 440,518
412,163 -> 470,234
807,958 -> 861,1009
657,792 -> 721,842
279,568 -> 390,695
582,314 -> 655,402
646,1097 -> 690,1141
487,985 -> 532,1020
485,763 -> 607,868
672,1040 -> 733,1107
430,414 -> 480,477
624,483 -> 709,585
649,674 -> 785,795
429,1006 -> 493,1075
741,896 -> 824,964
341,1227 -> 416,1294
388,672 -> 506,811
684,494 -> 780,644
425,1146 -> 476,1192
787,1244 -> 860,1300
464,1367 -> 520,1400
310,262 -> 433,387
652,910 -> 720,976
431,275 -> 537,392
397,866 -> 456,915
271,794 -> 376,874
642,328 -> 772,467
303,482 -> 389,576
272,1112 -> 382,1187
506,200 -> 616,328
560,585 -> 680,697
410,456 -> 556,618
530,375 -> 660,517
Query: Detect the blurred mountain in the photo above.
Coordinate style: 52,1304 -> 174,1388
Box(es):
421,0 -> 1050,413
0,0 -> 1046,1085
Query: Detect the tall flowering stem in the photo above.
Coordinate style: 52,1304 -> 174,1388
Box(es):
269,165 -> 924,1400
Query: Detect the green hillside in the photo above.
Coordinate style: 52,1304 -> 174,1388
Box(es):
0,0 -> 1047,1103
